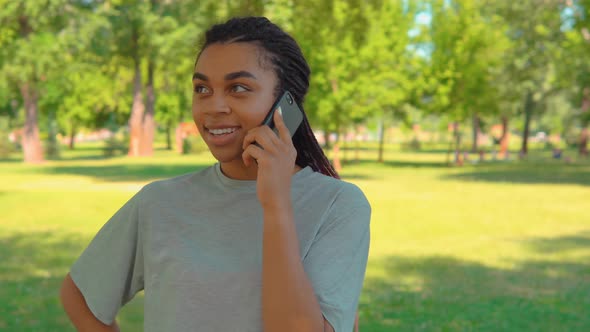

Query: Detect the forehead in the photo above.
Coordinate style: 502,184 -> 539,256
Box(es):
195,42 -> 273,76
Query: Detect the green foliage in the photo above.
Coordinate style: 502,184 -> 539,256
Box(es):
358,1 -> 421,118
1,0 -> 589,162
181,136 -> 208,155
426,0 -> 510,120
103,130 -> 128,157
44,116 -> 60,159
492,0 -> 565,120
0,116 -> 14,158
536,92 -> 577,135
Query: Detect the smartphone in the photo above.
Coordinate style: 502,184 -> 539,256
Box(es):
260,91 -> 303,138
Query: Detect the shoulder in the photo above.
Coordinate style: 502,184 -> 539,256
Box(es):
297,170 -> 371,230
302,170 -> 370,209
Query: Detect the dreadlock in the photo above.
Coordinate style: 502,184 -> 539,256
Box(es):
196,16 -> 339,179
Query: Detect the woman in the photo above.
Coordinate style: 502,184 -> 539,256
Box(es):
60,17 -> 370,332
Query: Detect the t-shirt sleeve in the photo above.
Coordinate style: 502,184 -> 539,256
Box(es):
303,182 -> 371,332
69,188 -> 146,325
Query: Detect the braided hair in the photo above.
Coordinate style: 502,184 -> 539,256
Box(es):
196,17 -> 339,179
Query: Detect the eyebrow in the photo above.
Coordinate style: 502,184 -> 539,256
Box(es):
192,71 -> 257,82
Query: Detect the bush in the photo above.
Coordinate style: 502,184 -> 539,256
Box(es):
182,138 -> 191,155
103,129 -> 128,157
44,139 -> 60,159
0,117 -> 14,158
44,120 -> 61,160
0,136 -> 12,158
182,136 -> 207,155
401,137 -> 421,151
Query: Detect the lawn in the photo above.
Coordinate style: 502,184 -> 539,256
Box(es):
1,143 -> 589,331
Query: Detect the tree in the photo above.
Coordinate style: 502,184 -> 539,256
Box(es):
37,7 -> 115,150
561,0 -> 590,155
105,0 -> 231,157
0,0 -> 84,163
358,0 -> 421,162
152,0 -> 212,151
426,0 -> 509,162
290,0 -> 375,170
494,0 -> 564,156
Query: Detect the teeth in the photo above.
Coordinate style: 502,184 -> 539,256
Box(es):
209,128 -> 237,135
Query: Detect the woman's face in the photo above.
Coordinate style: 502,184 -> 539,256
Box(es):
192,42 -> 278,164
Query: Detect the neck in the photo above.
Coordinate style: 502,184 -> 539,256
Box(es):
220,160 -> 302,180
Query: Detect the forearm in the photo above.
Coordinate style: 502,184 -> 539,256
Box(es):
261,203 -> 324,332
60,273 -> 120,332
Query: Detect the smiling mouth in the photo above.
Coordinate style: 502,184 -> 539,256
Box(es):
207,127 -> 239,136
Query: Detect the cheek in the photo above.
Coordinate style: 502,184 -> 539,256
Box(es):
191,98 -> 204,120
243,95 -> 276,124
228,99 -> 268,128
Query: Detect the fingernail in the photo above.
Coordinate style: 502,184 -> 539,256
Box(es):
277,106 -> 282,116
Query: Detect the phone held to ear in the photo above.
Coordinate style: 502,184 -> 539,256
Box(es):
261,91 -> 303,138
253,91 -> 303,149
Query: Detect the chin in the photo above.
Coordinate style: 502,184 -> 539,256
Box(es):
209,149 -> 244,164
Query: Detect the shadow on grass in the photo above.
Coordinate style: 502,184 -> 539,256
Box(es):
441,161 -> 590,186
359,231 -> 590,332
342,159 -> 449,169
384,160 -> 449,168
59,145 -> 129,161
0,231 -> 144,331
42,163 -> 211,182
523,231 -> 590,253
0,157 -> 21,163
3,228 -> 589,331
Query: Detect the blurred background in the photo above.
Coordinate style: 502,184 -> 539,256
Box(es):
1,0 -> 589,331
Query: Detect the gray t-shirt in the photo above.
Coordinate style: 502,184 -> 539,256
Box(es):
70,164 -> 371,332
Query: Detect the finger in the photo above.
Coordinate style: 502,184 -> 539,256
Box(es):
242,128 -> 259,150
273,106 -> 292,142
242,143 -> 265,167
243,126 -> 280,152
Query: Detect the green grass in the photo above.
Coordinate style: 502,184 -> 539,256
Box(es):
1,143 -> 589,331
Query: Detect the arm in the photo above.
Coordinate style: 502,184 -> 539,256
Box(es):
60,273 -> 120,332
262,203 -> 326,332
243,110 -> 327,332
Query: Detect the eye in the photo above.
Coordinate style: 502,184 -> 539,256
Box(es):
194,85 -> 210,94
231,84 -> 250,93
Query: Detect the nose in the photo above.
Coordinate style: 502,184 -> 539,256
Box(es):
202,93 -> 231,115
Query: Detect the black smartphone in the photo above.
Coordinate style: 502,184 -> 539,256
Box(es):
260,91 -> 304,138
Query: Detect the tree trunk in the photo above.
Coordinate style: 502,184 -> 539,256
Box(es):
472,113 -> 480,153
500,116 -> 509,159
378,118 -> 385,163
579,87 -> 589,157
69,121 -> 76,150
453,122 -> 462,165
140,58 -> 156,156
580,128 -> 589,157
166,120 -> 172,150
323,129 -> 331,150
521,91 -> 534,156
20,83 -> 43,163
128,30 -> 144,157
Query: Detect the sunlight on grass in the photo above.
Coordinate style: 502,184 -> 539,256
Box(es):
1,144 -> 589,331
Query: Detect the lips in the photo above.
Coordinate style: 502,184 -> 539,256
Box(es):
204,125 -> 241,146
208,127 -> 238,135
